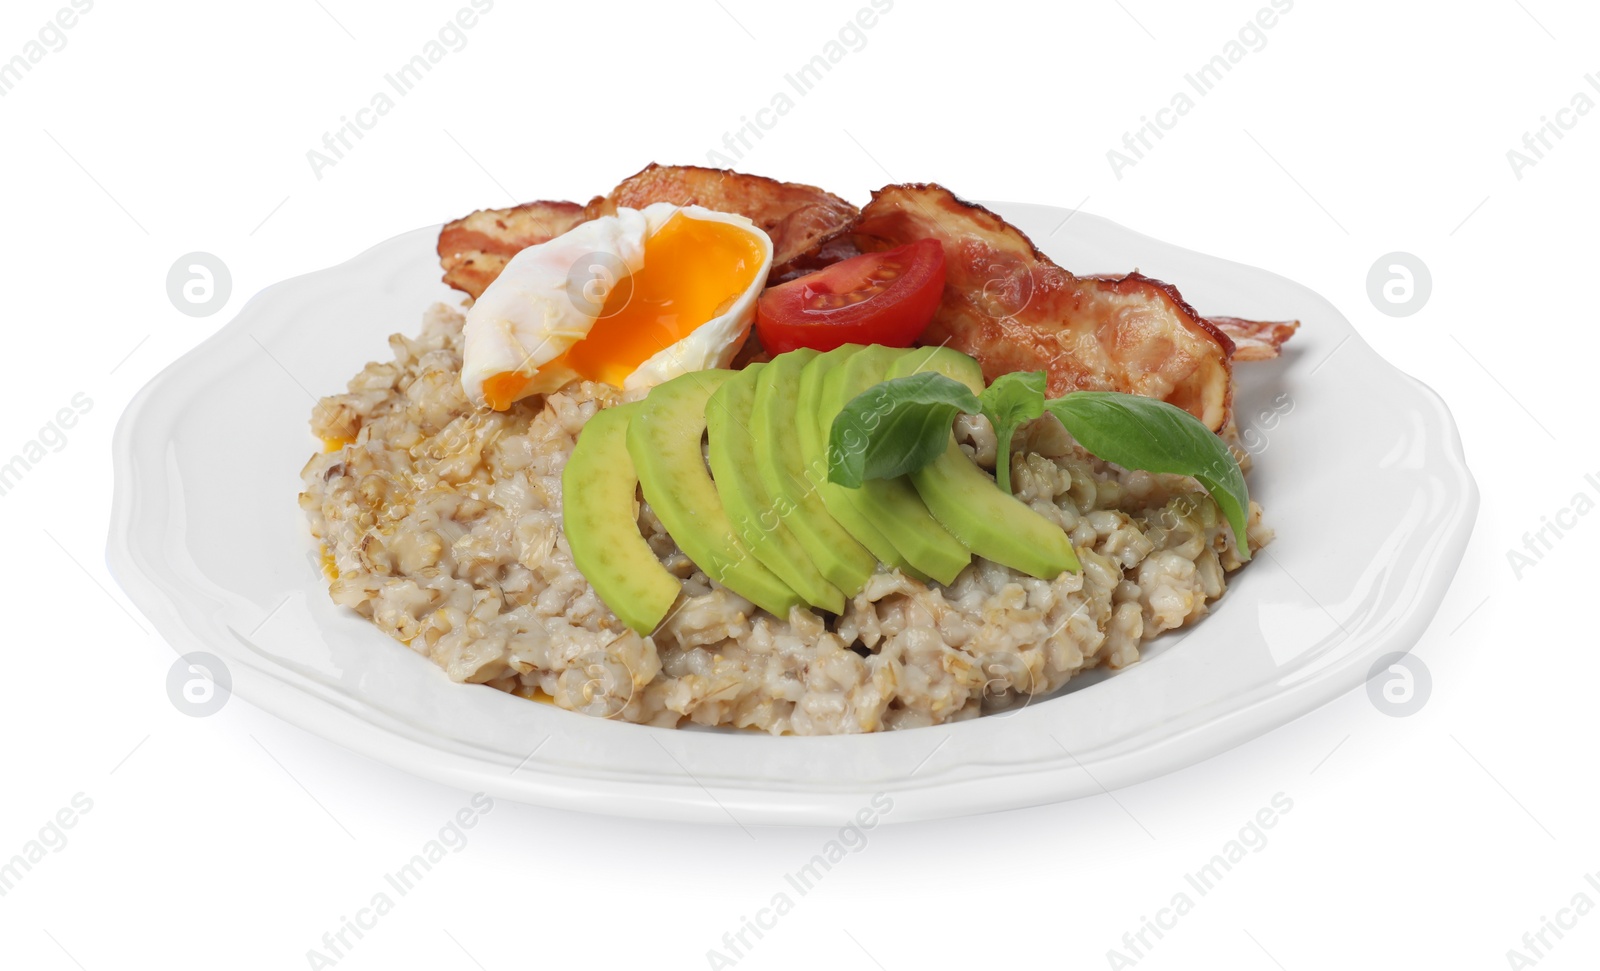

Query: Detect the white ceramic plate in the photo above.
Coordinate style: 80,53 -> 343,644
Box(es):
107,202 -> 1477,825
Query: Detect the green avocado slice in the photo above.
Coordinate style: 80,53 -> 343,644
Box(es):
886,348 -> 1081,579
750,350 -> 879,598
796,345 -> 922,579
628,370 -> 802,619
707,364 -> 845,614
561,403 -> 682,634
820,346 -> 972,585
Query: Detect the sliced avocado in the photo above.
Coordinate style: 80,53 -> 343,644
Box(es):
886,348 -> 1082,579
561,404 -> 681,634
820,346 -> 972,585
796,345 -> 921,579
707,364 -> 845,614
627,371 -> 802,618
751,350 -> 879,597
890,345 -> 986,389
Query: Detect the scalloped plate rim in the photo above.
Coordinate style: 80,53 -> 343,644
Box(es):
107,201 -> 1478,825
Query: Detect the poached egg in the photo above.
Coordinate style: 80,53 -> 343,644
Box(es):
460,203 -> 773,410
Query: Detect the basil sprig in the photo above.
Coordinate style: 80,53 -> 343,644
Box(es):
828,377 -> 1252,558
1043,393 -> 1251,560
826,372 -> 981,488
978,370 -> 1046,495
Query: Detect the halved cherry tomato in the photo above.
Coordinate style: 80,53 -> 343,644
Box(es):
755,238 -> 946,354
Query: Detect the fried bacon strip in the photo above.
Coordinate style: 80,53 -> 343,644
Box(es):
1210,316 -> 1300,362
584,163 -> 859,273
437,201 -> 586,300
439,165 -> 861,300
438,170 -> 1299,420
851,183 -> 1239,431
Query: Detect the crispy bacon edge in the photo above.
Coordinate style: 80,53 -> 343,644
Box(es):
438,165 -> 862,300
849,183 -> 1239,432
584,163 -> 860,273
437,200 -> 587,300
1210,316 -> 1300,361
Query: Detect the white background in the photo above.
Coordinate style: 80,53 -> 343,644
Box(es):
1,0 -> 1594,968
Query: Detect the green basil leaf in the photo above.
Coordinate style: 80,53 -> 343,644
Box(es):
828,373 -> 982,488
1044,391 -> 1252,559
978,370 -> 1046,495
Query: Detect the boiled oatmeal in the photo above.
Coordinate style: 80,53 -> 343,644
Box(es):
299,304 -> 1272,735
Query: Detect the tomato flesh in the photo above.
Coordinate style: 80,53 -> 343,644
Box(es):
755,238 -> 946,353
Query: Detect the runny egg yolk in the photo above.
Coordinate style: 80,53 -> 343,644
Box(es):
481,213 -> 767,410
482,372 -> 532,412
